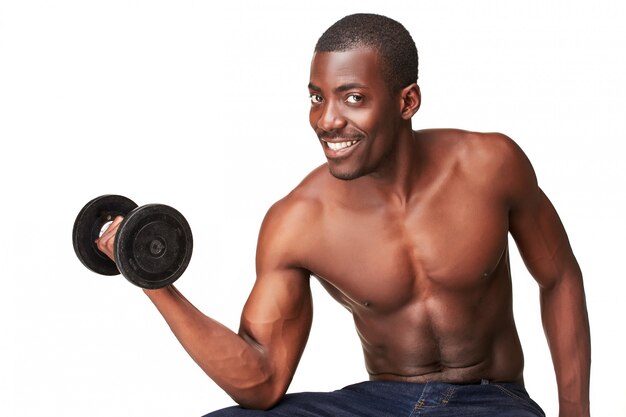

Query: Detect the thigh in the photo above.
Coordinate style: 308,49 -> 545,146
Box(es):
203,381 -> 545,417
484,383 -> 545,417
204,381 -> 426,417
411,382 -> 545,417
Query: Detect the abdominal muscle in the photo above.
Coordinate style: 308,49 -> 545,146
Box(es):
360,309 -> 526,385
318,265 -> 526,385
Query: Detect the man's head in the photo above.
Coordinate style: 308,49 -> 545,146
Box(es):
315,13 -> 418,94
309,14 -> 421,181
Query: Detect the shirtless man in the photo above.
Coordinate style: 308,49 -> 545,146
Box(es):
97,13 -> 590,417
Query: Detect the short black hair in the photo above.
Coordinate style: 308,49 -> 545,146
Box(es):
315,13 -> 418,93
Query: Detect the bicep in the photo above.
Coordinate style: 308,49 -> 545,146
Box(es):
489,134 -> 580,288
510,188 -> 580,288
239,267 -> 312,364
498,135 -> 581,289
237,199 -> 314,386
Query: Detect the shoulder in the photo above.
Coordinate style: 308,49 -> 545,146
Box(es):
418,128 -> 528,162
468,131 -> 538,208
257,165 -> 329,267
419,129 -> 538,204
263,164 -> 328,229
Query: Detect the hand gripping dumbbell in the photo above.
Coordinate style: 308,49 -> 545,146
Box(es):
73,195 -> 193,289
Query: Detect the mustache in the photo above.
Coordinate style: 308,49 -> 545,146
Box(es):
318,131 -> 366,141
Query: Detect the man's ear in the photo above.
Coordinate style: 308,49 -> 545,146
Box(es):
400,83 -> 421,120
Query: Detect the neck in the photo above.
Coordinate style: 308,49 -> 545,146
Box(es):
340,128 -> 424,206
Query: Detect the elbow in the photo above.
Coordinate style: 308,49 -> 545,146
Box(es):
229,376 -> 289,411
258,387 -> 288,410
538,264 -> 584,293
241,395 -> 285,411
234,387 -> 287,411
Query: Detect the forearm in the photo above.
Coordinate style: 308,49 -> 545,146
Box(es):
143,286 -> 282,409
540,272 -> 591,417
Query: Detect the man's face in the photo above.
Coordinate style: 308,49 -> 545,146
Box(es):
308,48 -> 403,181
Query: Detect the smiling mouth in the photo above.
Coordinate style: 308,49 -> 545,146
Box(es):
323,140 -> 359,151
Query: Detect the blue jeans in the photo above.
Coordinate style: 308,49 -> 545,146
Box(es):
203,379 -> 545,416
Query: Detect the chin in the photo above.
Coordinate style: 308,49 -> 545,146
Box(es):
328,165 -> 368,181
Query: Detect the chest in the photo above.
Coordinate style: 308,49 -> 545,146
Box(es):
305,191 -> 510,310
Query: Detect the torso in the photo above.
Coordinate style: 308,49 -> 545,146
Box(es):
286,129 -> 525,384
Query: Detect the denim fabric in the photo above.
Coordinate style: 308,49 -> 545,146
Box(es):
203,380 -> 545,417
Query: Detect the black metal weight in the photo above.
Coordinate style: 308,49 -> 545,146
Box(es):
73,195 -> 193,289
115,204 -> 193,289
73,195 -> 139,276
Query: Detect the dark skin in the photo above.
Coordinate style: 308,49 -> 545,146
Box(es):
97,48 -> 590,416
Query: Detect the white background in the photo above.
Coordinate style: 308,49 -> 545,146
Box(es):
1,1 -> 624,416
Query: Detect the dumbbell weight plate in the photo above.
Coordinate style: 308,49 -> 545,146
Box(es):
115,204 -> 193,289
73,195 -> 139,276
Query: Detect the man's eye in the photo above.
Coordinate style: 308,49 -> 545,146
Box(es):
346,94 -> 363,104
310,94 -> 323,104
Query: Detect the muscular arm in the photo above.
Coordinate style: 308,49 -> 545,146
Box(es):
97,201 -> 313,410
502,137 -> 591,417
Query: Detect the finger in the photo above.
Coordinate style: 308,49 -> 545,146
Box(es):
100,216 -> 124,240
96,216 -> 122,248
96,216 -> 124,259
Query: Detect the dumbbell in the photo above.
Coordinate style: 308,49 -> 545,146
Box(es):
72,195 -> 193,289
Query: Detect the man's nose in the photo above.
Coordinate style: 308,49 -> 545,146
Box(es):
317,102 -> 347,132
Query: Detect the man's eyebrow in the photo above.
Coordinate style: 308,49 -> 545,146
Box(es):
308,83 -> 321,92
307,82 -> 369,93
334,83 -> 368,93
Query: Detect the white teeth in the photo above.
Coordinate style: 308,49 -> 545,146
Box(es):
327,140 -> 356,151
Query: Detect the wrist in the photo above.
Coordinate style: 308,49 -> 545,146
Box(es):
559,401 -> 590,417
143,284 -> 175,298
